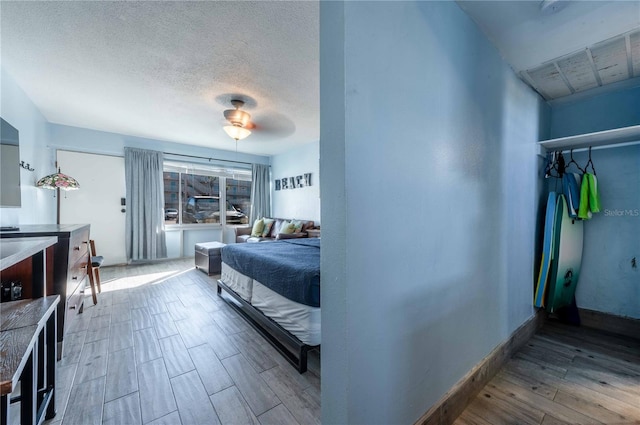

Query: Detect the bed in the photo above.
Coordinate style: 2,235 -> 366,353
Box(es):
217,238 -> 320,373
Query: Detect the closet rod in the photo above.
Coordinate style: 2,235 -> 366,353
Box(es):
162,151 -> 258,166
538,125 -> 640,151
538,141 -> 640,157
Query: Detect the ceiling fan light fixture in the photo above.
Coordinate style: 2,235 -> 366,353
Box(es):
223,108 -> 251,128
222,99 -> 252,141
223,125 -> 251,141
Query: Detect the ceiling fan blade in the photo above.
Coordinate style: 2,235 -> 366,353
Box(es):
250,112 -> 296,138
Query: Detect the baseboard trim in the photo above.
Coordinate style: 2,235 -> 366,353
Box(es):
578,308 -> 640,340
414,309 -> 546,425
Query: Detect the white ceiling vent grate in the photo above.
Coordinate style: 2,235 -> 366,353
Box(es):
557,51 -> 599,93
590,37 -> 630,85
521,29 -> 640,101
526,63 -> 572,99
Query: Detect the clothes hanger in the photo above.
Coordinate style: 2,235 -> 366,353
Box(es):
566,149 -> 586,174
584,146 -> 597,175
544,151 -> 556,178
545,151 -> 566,178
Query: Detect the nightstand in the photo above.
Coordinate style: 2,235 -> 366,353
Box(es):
307,228 -> 321,238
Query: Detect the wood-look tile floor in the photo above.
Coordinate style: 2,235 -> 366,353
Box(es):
456,321 -> 640,425
36,258 -> 320,425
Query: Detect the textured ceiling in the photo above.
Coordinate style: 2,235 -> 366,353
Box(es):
458,1 -> 640,100
1,1 -> 319,156
3,2 -> 638,153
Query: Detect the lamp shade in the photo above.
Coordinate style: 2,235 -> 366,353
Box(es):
36,169 -> 80,191
223,125 -> 251,141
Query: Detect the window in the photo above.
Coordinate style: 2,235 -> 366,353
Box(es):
226,178 -> 251,224
181,173 -> 220,224
163,172 -> 179,223
163,162 -> 251,226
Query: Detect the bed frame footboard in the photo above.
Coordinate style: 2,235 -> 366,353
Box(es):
216,279 -> 318,373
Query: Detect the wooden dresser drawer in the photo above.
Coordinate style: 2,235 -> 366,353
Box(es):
66,277 -> 86,313
66,256 -> 88,317
67,256 -> 88,295
69,228 -> 90,266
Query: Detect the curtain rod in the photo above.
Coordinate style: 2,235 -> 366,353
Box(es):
162,151 -> 260,166
54,147 -> 269,168
54,147 -> 263,166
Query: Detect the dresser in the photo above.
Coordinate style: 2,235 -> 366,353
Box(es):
1,237 -> 59,423
0,224 -> 90,356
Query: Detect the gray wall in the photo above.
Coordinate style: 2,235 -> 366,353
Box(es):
320,2 -> 549,424
550,86 -> 640,319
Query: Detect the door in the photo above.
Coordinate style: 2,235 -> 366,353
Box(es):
57,150 -> 127,265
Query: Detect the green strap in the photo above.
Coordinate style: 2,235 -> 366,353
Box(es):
578,174 -> 590,219
587,173 -> 601,213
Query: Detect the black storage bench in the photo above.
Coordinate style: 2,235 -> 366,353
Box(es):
195,241 -> 226,275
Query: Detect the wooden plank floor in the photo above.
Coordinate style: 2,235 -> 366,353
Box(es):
456,320 -> 640,425
29,258 -> 320,425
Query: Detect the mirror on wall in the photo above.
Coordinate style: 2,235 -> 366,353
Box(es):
1,118 -> 21,207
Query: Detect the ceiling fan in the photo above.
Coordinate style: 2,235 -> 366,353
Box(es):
220,96 -> 296,142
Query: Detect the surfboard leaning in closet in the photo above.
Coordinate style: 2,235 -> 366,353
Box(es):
546,194 -> 584,312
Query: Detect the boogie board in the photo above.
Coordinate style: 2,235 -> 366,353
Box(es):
547,194 -> 584,312
534,191 -> 557,308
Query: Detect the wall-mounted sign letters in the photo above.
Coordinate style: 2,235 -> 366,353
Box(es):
275,173 -> 311,190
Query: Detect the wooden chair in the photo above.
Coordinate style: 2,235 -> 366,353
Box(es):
87,240 -> 104,304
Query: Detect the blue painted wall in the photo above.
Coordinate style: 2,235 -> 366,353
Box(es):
271,140 -> 320,223
0,68 -> 56,226
320,2 -> 549,424
550,86 -> 640,319
319,2 -> 348,421
550,83 -> 640,137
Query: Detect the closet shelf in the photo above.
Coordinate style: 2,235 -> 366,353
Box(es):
538,125 -> 640,151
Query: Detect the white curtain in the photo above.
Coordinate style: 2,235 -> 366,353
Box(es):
124,147 -> 167,261
250,163 -> 271,223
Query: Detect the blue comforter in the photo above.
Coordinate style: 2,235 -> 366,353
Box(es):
221,238 -> 320,307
